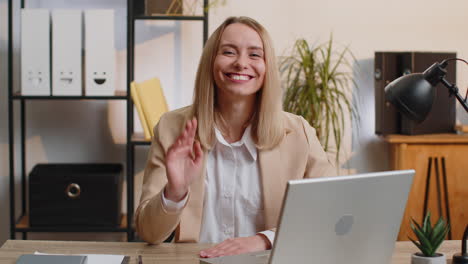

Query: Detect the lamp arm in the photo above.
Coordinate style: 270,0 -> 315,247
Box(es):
440,78 -> 468,113
463,224 -> 468,255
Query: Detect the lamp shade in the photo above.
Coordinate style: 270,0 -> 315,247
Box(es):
384,73 -> 435,123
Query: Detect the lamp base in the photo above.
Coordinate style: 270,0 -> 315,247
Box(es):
452,254 -> 468,264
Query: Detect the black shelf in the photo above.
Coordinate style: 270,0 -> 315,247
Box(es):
15,227 -> 130,232
130,133 -> 152,146
15,214 -> 128,233
12,96 -> 128,100
135,15 -> 205,21
131,141 -> 152,146
12,91 -> 128,100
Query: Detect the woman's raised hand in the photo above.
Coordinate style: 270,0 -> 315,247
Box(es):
164,117 -> 204,202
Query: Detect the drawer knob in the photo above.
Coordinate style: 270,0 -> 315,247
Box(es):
65,183 -> 81,199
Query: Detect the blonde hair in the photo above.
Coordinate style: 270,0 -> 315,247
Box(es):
192,16 -> 284,150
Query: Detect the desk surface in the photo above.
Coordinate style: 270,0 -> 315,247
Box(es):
0,240 -> 461,264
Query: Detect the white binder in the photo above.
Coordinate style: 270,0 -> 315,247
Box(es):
84,10 -> 116,96
21,9 -> 50,96
52,10 -> 82,96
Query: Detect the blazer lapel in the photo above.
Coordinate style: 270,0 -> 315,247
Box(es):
259,144 -> 284,229
259,125 -> 293,229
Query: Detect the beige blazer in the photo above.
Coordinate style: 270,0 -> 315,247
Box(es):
135,106 -> 335,244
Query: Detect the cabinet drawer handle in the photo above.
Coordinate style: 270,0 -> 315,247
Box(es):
66,183 -> 81,199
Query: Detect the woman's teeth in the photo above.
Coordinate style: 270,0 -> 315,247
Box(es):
230,74 -> 250,81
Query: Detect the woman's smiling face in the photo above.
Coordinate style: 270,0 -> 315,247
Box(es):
213,23 -> 266,100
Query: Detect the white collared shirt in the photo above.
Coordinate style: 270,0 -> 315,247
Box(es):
162,125 -> 275,245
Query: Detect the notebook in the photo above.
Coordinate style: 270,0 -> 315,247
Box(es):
16,254 -> 87,264
33,252 -> 130,264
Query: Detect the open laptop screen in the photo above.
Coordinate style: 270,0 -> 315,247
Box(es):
270,170 -> 414,264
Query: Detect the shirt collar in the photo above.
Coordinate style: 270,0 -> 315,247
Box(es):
214,124 -> 258,161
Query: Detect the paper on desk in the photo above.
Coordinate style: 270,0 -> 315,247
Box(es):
35,251 -> 125,264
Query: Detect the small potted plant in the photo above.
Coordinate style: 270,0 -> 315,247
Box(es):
409,212 -> 450,264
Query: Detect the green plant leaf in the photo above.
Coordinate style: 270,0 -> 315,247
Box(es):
422,212 -> 431,234
430,218 -> 446,242
432,225 -> 450,252
280,36 -> 359,163
411,218 -> 424,233
412,227 -> 433,256
409,237 -> 428,256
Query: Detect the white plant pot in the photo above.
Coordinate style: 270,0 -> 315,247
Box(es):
411,253 -> 446,264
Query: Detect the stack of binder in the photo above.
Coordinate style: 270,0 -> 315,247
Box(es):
20,9 -> 116,96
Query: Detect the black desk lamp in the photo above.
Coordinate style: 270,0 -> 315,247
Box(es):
384,58 -> 468,122
384,58 -> 468,263
452,225 -> 468,264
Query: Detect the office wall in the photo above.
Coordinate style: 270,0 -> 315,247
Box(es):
1,0 -> 467,244
209,0 -> 468,172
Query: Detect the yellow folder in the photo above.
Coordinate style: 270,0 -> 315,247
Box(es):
130,78 -> 168,140
130,82 -> 151,140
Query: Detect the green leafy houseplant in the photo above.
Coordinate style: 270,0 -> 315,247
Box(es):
280,36 -> 358,163
410,212 -> 450,257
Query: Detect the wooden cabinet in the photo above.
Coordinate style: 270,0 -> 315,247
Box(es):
385,134 -> 468,241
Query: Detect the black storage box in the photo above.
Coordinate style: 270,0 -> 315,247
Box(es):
29,163 -> 123,227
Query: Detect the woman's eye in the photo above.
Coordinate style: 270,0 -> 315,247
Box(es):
223,50 -> 235,55
250,53 -> 263,59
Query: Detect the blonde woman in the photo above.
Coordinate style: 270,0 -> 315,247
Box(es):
135,16 -> 334,258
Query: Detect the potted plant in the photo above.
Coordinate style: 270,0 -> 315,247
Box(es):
149,0 -> 227,15
409,212 -> 450,264
280,36 -> 359,164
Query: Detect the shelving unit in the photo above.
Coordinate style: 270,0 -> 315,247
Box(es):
8,0 -> 208,241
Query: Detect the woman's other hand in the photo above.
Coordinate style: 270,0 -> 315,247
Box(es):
165,118 -> 204,202
199,235 -> 271,258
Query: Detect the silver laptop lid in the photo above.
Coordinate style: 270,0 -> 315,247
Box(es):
270,170 -> 415,264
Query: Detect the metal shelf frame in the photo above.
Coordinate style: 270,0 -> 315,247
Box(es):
135,15 -> 205,20
11,91 -> 128,100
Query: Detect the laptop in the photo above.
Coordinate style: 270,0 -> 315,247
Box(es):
200,170 -> 415,264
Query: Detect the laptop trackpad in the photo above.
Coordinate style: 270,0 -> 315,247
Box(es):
199,250 -> 271,264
